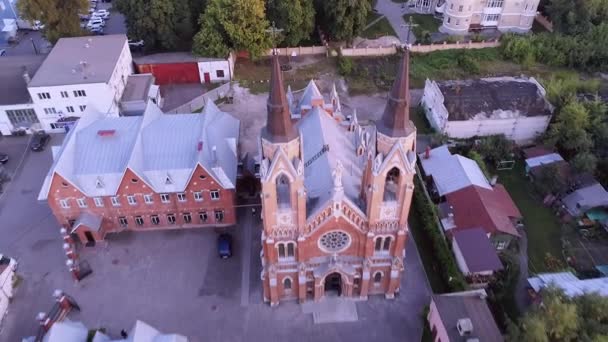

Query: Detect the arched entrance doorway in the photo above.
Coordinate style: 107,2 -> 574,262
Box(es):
324,272 -> 342,296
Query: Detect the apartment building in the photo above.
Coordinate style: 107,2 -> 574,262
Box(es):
27,34 -> 133,133
38,101 -> 240,246
438,0 -> 539,34
0,55 -> 45,135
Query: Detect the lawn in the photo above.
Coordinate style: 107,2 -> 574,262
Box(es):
497,161 -> 564,273
403,14 -> 442,38
361,17 -> 398,39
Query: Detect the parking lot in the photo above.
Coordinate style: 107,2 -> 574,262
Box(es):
0,134 -> 431,341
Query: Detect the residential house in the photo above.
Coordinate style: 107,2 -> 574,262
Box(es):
562,183 -> 608,218
452,228 -> 503,286
0,254 -> 17,324
528,272 -> 608,298
438,0 -> 540,35
446,184 -> 521,249
427,290 -> 504,342
134,52 -> 234,85
38,101 -> 240,246
421,76 -> 553,142
0,55 -> 45,135
119,74 -> 162,116
27,35 -> 134,132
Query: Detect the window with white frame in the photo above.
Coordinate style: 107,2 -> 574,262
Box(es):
160,193 -> 170,203
59,199 -> 70,208
76,198 -> 87,208
135,216 -> 144,226
43,107 -> 57,114
483,13 -> 500,22
60,91 -> 69,98
127,195 -> 137,205
94,197 -> 104,207
486,0 -> 503,7
111,196 -> 121,207
37,92 -> 50,100
374,236 -> 392,254
144,194 -> 153,204
151,215 -> 160,225
458,4 -> 463,11
210,190 -> 220,200
277,242 -> 296,260
215,210 -> 224,222
177,193 -> 186,202
495,241 -> 507,250
183,212 -> 192,223
66,106 -> 75,113
193,191 -> 203,201
119,216 -> 128,227
199,211 -> 208,222
73,90 -> 87,97
79,105 -> 87,112
167,213 -> 176,224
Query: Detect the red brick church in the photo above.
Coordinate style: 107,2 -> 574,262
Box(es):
259,51 -> 417,305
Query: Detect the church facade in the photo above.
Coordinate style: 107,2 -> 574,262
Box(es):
259,51 -> 417,305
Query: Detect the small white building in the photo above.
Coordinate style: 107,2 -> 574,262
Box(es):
421,76 -> 553,143
119,74 -> 162,116
0,254 -> 17,324
27,34 -> 133,133
0,55 -> 45,135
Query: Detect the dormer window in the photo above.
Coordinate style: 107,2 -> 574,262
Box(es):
95,177 -> 104,189
165,174 -> 173,185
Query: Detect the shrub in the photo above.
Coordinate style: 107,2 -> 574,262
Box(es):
457,51 -> 480,74
337,56 -> 354,76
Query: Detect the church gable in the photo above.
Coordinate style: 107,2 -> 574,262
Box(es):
304,197 -> 367,238
261,147 -> 298,184
374,142 -> 416,177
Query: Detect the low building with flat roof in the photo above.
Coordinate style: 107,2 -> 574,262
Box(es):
120,74 -> 162,116
421,76 -> 553,142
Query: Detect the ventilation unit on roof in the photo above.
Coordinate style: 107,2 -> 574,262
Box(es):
95,177 -> 104,188
457,318 -> 474,336
97,130 -> 115,136
165,174 -> 173,185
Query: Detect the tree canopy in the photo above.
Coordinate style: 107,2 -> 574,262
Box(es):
17,0 -> 88,44
115,0 -> 196,51
192,0 -> 271,59
266,0 -> 315,46
546,0 -> 608,35
314,0 -> 371,42
507,289 -> 608,342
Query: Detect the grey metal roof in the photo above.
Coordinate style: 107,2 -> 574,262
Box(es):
563,182 -> 608,216
453,228 -> 503,273
528,272 -> 608,297
121,74 -> 154,102
525,153 -> 564,169
71,212 -> 103,233
134,52 -> 224,65
432,293 -> 503,342
38,101 -> 239,200
0,55 -> 45,104
29,34 -> 128,87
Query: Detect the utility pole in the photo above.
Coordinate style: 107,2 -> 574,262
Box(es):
265,21 -> 284,55
400,16 -> 418,46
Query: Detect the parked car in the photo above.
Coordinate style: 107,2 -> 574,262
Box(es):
87,18 -> 104,29
0,153 -> 8,164
217,233 -> 233,259
32,20 -> 44,30
30,131 -> 50,152
91,26 -> 104,35
94,9 -> 110,19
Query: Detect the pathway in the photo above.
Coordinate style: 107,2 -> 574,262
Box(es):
374,0 -> 417,44
514,227 -> 530,312
363,14 -> 387,31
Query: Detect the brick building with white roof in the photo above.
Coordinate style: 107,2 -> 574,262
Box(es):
38,101 -> 239,245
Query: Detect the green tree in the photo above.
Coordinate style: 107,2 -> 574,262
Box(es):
546,101 -> 592,153
571,152 -> 598,173
115,0 -> 195,51
546,0 -> 608,35
315,0 -> 371,42
476,135 -> 513,165
535,163 -> 567,195
266,0 -> 315,46
17,0 -> 88,44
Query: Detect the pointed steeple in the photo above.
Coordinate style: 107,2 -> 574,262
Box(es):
377,50 -> 414,137
264,53 -> 297,143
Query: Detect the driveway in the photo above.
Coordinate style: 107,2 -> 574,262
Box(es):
0,133 -> 431,341
374,0 -> 417,44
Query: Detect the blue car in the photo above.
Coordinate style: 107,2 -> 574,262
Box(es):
217,233 -> 233,259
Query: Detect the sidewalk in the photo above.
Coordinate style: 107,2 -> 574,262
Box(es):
374,0 -> 417,44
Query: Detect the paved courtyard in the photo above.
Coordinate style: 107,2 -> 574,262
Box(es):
0,133 -> 431,341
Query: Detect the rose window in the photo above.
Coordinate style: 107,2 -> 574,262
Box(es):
319,231 -> 351,252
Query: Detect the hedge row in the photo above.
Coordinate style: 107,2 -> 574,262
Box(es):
412,176 -> 467,292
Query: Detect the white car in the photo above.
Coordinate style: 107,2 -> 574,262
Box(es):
32,20 -> 44,30
94,9 -> 110,19
87,18 -> 104,29
128,39 -> 144,47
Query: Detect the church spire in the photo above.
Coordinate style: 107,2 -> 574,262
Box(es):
377,50 -> 414,137
264,53 -> 297,143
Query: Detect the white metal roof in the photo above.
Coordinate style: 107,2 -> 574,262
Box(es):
525,153 -> 564,169
528,272 -> 608,297
419,145 -> 491,196
562,183 -> 608,216
43,320 -> 88,342
38,101 -> 239,200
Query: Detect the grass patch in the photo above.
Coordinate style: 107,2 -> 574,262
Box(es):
361,17 -> 397,39
409,208 -> 449,293
497,161 -> 563,273
403,14 -> 442,38
235,57 -> 336,94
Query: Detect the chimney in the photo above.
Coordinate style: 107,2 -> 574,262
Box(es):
425,145 -> 431,159
212,145 -> 217,164
22,66 -> 31,84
